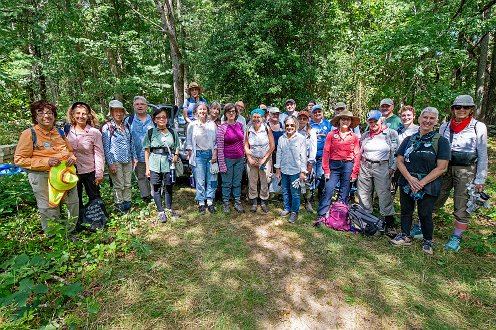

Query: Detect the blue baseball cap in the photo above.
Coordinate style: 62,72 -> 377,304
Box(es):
367,110 -> 382,121
311,104 -> 323,112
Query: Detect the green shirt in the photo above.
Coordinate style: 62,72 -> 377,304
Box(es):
385,114 -> 402,130
142,128 -> 179,173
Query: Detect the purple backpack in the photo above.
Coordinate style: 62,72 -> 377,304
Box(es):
316,201 -> 350,231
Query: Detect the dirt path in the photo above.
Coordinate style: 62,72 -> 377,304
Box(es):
237,214 -> 380,329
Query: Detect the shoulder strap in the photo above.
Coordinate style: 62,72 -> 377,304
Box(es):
168,127 -> 177,147
432,132 -> 441,155
147,127 -> 154,142
57,128 -> 65,140
30,127 -> 37,148
63,124 -> 71,137
127,114 -> 134,127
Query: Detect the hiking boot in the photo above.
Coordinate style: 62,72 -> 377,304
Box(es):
234,200 -> 245,213
142,196 -> 152,204
305,200 -> 315,213
390,233 -> 412,246
198,205 -> 206,214
280,210 -> 290,217
223,201 -> 230,213
207,204 -> 217,214
288,212 -> 298,224
165,209 -> 180,221
158,211 -> 167,223
250,199 -> 258,212
444,235 -> 461,252
384,226 -> 398,238
384,215 -> 396,228
410,223 -> 423,239
260,201 -> 269,213
422,239 -> 434,255
116,203 -> 126,213
314,215 -> 325,227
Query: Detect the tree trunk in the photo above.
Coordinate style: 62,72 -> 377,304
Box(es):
154,0 -> 184,107
482,38 -> 496,124
475,8 -> 491,117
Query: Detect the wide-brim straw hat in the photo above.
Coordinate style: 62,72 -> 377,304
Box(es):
186,82 -> 204,94
331,110 -> 360,129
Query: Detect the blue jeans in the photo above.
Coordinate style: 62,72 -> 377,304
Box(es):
281,173 -> 301,213
317,160 -> 353,216
192,150 -> 218,203
220,157 -> 244,202
314,157 -> 325,191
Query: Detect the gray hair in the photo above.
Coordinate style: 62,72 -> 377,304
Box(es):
133,95 -> 147,103
420,106 -> 439,119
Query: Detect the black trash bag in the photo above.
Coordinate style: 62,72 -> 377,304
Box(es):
77,198 -> 109,232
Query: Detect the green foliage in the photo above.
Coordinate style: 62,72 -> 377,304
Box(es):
0,175 -> 148,328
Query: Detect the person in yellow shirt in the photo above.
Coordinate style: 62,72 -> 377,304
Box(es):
14,100 -> 79,234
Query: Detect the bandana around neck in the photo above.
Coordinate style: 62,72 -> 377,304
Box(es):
450,117 -> 471,134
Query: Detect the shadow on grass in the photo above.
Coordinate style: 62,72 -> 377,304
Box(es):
82,185 -> 495,329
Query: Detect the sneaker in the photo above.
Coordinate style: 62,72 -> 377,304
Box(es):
122,201 -> 132,212
280,210 -> 290,217
198,205 -> 206,214
422,239 -> 434,255
234,201 -> 245,213
390,233 -> 412,246
158,211 -> 167,223
444,235 -> 461,252
305,200 -> 315,213
260,202 -> 269,213
288,212 -> 298,224
250,202 -> 258,213
410,224 -> 423,239
207,204 -> 217,214
223,201 -> 230,213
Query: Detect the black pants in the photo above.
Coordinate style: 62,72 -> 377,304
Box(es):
399,189 -> 437,241
77,171 -> 101,208
150,171 -> 173,212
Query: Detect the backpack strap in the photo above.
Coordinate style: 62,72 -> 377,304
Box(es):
63,123 -> 71,137
148,127 -> 177,151
30,127 -> 38,149
431,132 -> 441,155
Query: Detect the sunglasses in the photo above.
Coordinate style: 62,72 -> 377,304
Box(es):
452,106 -> 474,110
226,110 -> 236,114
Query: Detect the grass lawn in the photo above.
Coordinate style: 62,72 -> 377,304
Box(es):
1,141 -> 495,329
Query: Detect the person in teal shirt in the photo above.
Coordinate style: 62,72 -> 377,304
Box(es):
380,98 -> 402,130
143,107 -> 180,223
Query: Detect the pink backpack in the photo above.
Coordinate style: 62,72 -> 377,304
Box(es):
316,201 -> 350,231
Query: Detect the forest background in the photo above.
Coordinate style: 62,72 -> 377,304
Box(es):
1,0 -> 496,144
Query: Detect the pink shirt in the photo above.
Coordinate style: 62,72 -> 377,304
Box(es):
322,129 -> 360,178
67,125 -> 104,178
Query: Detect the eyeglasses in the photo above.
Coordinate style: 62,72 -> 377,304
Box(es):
36,111 -> 54,117
226,110 -> 236,114
453,106 -> 474,110
285,124 -> 295,128
298,117 -> 308,120
155,116 -> 167,120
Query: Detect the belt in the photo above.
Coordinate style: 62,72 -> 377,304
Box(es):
362,158 -> 387,164
151,148 -> 169,155
330,159 -> 353,163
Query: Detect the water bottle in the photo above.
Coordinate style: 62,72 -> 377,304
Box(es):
170,163 -> 176,183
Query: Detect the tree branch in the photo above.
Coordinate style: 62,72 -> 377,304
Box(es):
452,0 -> 466,19
124,0 -> 165,32
480,0 -> 496,14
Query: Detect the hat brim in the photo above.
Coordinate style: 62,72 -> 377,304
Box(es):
331,116 -> 360,129
107,107 -> 128,116
187,86 -> 204,94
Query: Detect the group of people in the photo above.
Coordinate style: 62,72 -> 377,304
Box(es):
14,83 -> 488,254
